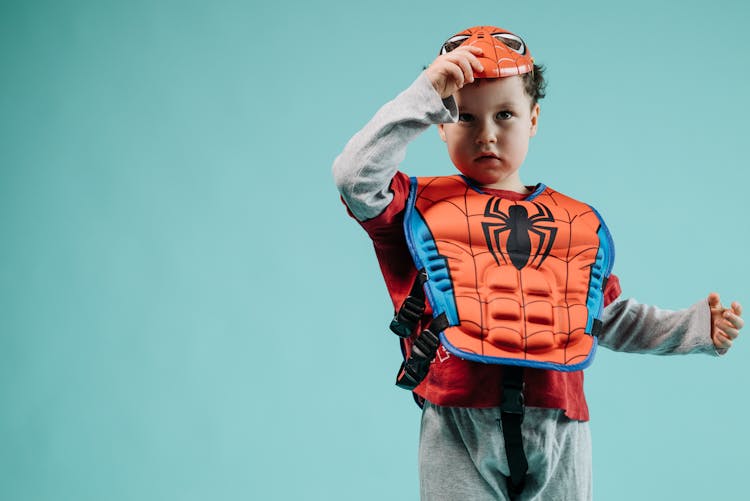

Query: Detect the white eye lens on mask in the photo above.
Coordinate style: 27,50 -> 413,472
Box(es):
440,35 -> 470,54
492,33 -> 526,54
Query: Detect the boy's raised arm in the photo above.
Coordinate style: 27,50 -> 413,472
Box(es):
332,47 -> 484,222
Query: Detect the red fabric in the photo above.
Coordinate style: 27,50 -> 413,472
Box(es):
354,172 -> 622,421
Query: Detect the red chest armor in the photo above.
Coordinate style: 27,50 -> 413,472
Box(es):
403,175 -> 615,371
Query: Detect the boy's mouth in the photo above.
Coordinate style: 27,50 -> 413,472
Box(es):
475,153 -> 500,161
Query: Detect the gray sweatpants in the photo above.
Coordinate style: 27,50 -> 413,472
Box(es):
419,402 -> 592,501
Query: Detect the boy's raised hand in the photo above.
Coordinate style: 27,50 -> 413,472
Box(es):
708,292 -> 744,350
425,46 -> 485,99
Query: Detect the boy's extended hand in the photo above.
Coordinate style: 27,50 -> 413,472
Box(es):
708,293 -> 744,350
425,46 -> 485,99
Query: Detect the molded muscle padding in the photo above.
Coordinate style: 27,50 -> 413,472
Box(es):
403,176 -> 615,371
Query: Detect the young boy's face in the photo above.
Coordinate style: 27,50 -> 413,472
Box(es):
438,75 -> 539,191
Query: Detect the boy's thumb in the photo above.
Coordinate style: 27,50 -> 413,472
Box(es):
708,292 -> 722,309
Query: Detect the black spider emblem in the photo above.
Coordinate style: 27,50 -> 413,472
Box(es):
481,198 -> 558,270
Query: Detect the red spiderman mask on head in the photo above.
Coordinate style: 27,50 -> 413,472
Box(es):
440,25 -> 534,78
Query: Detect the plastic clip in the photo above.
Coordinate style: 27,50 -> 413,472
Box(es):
501,384 -> 525,422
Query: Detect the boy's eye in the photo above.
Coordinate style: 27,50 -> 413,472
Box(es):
497,111 -> 513,120
458,113 -> 474,122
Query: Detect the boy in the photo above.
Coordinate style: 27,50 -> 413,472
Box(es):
332,26 -> 743,500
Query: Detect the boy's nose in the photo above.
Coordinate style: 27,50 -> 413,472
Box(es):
476,123 -> 498,144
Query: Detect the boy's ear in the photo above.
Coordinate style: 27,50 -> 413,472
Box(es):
529,104 -> 540,137
437,124 -> 447,142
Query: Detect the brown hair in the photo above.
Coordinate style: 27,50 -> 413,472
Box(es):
521,63 -> 547,106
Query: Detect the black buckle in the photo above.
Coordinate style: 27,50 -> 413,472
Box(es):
501,384 -> 525,421
394,323 -> 443,390
389,294 -> 425,338
389,270 -> 428,338
591,318 -> 603,337
395,358 -> 428,390
413,327 -> 439,356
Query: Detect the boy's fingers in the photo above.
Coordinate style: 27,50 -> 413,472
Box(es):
469,54 -> 484,74
724,311 -> 744,331
722,333 -> 734,348
719,324 -> 740,340
455,56 -> 474,83
715,331 -> 733,349
731,301 -> 743,317
708,292 -> 722,310
447,52 -> 475,75
466,45 -> 483,54
446,64 -> 465,89
452,45 -> 483,56
456,46 -> 485,73
437,46 -> 486,85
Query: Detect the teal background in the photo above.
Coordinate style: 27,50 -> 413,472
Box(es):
1,0 -> 748,499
